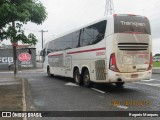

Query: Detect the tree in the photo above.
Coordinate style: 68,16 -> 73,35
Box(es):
0,0 -> 47,75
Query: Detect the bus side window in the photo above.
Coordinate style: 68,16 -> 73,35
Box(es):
72,30 -> 80,48
80,20 -> 106,47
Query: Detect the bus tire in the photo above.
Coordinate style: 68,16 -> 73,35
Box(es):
73,69 -> 82,85
115,82 -> 124,86
83,69 -> 92,88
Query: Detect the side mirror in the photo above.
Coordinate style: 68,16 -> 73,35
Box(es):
47,50 -> 51,55
40,49 -> 44,56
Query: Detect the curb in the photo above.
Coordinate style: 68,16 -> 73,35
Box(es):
22,77 -> 36,111
152,68 -> 160,74
22,78 -> 38,120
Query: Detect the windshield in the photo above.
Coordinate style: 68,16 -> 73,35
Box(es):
114,15 -> 151,34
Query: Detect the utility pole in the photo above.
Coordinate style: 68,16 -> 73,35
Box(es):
39,30 -> 48,49
104,0 -> 115,15
12,21 -> 18,76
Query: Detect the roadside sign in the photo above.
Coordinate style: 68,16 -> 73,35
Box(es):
18,53 -> 31,62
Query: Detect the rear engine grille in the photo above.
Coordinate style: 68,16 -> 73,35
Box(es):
118,43 -> 148,51
95,60 -> 106,80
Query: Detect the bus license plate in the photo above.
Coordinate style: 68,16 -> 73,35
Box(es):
131,74 -> 138,78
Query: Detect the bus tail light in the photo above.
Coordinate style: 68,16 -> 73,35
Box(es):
109,53 -> 119,72
147,52 -> 152,71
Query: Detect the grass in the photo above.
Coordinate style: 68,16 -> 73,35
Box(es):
153,61 -> 160,67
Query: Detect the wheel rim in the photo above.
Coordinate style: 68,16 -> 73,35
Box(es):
75,74 -> 79,83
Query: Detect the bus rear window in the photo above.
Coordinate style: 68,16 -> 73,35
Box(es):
114,16 -> 151,34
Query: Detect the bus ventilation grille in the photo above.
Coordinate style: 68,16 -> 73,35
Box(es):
95,60 -> 106,80
118,43 -> 148,51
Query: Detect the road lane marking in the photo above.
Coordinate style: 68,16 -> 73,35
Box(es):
65,82 -> 79,86
116,105 -> 128,109
91,88 -> 106,94
141,79 -> 156,81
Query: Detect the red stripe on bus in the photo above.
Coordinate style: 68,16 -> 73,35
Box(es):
67,47 -> 106,54
48,53 -> 63,57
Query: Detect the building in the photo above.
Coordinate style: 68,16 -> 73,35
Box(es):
0,44 -> 36,70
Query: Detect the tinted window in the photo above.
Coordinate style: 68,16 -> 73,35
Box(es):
72,30 -> 80,48
58,37 -> 65,51
64,33 -> 73,50
114,16 -> 151,34
47,21 -> 107,52
80,20 -> 106,47
53,39 -> 58,51
47,41 -> 54,52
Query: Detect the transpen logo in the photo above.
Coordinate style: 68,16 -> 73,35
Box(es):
120,21 -> 146,27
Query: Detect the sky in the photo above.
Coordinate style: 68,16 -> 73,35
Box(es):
1,0 -> 160,55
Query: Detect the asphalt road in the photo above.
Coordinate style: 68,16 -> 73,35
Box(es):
0,70 -> 160,120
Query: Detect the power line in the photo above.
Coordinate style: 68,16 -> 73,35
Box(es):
104,0 -> 115,16
39,30 -> 48,49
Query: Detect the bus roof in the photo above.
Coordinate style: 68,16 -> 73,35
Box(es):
45,16 -> 111,44
45,14 -> 148,45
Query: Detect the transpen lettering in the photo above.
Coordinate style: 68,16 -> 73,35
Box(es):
120,21 -> 146,27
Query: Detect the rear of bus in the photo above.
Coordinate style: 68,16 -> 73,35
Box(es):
108,14 -> 152,83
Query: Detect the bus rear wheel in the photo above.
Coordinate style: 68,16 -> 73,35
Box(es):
73,69 -> 82,85
83,70 -> 92,88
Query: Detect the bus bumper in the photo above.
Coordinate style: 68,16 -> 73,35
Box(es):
108,70 -> 152,83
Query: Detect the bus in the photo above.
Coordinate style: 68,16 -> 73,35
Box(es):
42,14 -> 152,87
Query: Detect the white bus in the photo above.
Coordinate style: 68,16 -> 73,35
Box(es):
42,14 -> 152,87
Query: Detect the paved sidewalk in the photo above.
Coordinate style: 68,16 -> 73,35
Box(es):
0,77 -> 23,111
0,76 -> 35,120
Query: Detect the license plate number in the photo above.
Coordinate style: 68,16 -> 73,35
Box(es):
131,74 -> 138,78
